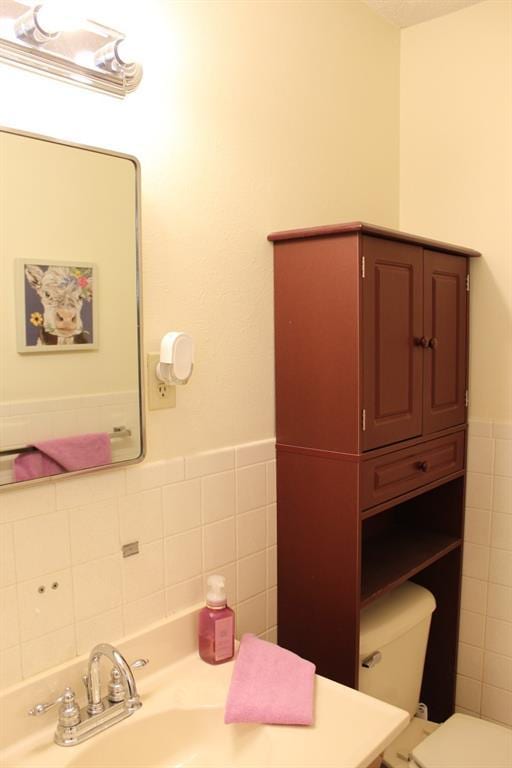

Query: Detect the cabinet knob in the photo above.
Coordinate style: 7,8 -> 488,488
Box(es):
414,337 -> 429,348
417,461 -> 430,472
429,337 -> 438,350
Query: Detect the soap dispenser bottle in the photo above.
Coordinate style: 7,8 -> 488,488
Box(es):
198,574 -> 235,664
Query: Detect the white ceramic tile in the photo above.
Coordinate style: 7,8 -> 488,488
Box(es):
237,551 -> 266,603
122,540 -> 164,603
267,504 -> 277,547
0,524 -> 15,587
0,586 -> 19,651
467,437 -> 494,475
461,577 -> 488,615
73,554 -> 122,623
457,643 -> 483,681
493,476 -> 512,515
69,499 -> 119,565
201,471 -> 236,524
119,488 -> 162,545
203,563 -> 237,610
464,508 -> 491,546
236,464 -> 267,514
163,458 -> 186,485
267,545 -> 277,588
163,480 -> 201,536
455,675 -> 481,713
493,423 -> 512,440
56,470 -> 125,510
21,625 -> 76,679
469,421 -> 492,438
13,511 -> 70,581
495,440 -> 512,478
481,684 -> 512,726
164,528 -> 202,586
237,593 -> 267,638
75,608 -> 124,655
265,627 -> 278,644
267,586 -> 278,629
459,610 -> 485,648
487,583 -> 512,622
266,461 -> 276,505
485,617 -> 512,658
491,512 -> 512,551
185,448 -> 234,480
203,518 -> 236,572
489,548 -> 512,587
237,507 -> 266,559
0,484 -> 55,524
236,440 -> 275,468
17,569 -> 73,642
465,473 -> 493,510
124,460 -> 167,495
483,652 -> 512,692
0,646 -> 22,689
124,591 -> 166,636
165,576 -> 203,616
462,543 -> 490,581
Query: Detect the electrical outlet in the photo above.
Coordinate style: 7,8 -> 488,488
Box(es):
147,353 -> 176,410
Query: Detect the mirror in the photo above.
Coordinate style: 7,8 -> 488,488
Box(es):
0,128 -> 144,486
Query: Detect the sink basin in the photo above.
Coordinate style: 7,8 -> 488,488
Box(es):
67,708 -> 271,768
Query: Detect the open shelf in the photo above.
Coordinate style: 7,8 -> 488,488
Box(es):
361,529 -> 462,607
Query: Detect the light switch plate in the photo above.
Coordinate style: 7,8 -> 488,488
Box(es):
147,353 -> 176,410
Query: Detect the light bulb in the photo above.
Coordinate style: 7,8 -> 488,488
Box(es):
35,2 -> 84,35
115,38 -> 137,66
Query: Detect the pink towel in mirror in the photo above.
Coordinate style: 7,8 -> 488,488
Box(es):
13,433 -> 112,482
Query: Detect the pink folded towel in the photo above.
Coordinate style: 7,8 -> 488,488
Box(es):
14,433 -> 112,482
224,633 -> 316,726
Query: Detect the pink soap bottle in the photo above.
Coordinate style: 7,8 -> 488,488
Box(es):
198,574 -> 235,664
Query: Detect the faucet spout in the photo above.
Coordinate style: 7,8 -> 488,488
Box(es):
86,643 -> 141,716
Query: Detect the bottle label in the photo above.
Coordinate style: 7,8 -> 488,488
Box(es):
214,616 -> 234,661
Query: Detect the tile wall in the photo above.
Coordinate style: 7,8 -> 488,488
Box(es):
0,439 -> 276,689
456,421 -> 512,727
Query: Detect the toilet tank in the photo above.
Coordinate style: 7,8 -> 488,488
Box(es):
359,581 -> 436,717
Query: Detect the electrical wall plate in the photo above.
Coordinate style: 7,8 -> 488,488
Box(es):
147,354 -> 176,411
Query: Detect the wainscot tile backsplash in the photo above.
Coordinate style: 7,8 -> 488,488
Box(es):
0,439 -> 276,690
456,421 -> 512,727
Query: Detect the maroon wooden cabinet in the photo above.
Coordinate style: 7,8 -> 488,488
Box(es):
269,221 -> 480,722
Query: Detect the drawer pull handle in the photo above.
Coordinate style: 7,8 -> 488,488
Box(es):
417,461 -> 430,472
414,337 -> 429,348
429,337 -> 438,350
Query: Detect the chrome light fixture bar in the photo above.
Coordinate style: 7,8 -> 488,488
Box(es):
0,1 -> 142,97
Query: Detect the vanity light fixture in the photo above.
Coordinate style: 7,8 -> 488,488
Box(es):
0,1 -> 142,97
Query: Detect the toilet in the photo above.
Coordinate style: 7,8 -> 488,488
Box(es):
359,581 -> 512,768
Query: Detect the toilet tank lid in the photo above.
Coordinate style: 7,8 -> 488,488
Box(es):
360,582 -> 436,656
411,713 -> 512,768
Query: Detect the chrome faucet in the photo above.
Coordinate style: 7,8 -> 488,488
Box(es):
28,643 -> 148,747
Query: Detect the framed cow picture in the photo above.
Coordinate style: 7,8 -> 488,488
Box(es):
15,260 -> 98,353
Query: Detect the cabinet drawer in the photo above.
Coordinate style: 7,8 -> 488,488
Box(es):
361,432 -> 465,510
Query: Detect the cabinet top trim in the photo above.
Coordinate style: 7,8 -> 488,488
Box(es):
267,221 -> 481,258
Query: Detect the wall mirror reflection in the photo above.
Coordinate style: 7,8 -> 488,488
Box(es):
0,128 -> 144,487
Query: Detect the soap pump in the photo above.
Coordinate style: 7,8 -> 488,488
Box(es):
198,574 -> 235,664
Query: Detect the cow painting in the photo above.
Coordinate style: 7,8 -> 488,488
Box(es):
20,263 -> 95,350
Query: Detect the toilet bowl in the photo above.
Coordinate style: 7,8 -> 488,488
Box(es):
359,581 -> 512,768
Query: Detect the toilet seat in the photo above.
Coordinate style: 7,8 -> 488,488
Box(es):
410,713 -> 512,768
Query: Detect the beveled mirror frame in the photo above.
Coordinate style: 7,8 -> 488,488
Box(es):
0,126 -> 145,489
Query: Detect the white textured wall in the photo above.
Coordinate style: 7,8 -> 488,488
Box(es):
0,0 -> 400,461
400,0 -> 512,423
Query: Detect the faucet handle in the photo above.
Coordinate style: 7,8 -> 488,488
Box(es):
131,658 -> 149,670
28,687 -> 78,719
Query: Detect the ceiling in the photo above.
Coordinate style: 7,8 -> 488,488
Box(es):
362,0 -> 482,28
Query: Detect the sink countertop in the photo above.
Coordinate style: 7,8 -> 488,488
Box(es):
0,611 -> 409,768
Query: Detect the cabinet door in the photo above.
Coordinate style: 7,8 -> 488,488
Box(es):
423,251 -> 467,434
362,237 -> 423,450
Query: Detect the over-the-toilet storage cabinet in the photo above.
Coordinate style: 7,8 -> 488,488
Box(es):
269,222 -> 480,722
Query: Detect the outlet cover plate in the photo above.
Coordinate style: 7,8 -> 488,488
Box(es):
147,353 -> 176,410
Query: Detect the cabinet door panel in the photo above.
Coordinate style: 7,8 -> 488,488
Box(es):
362,237 -> 423,450
423,251 -> 467,434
